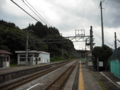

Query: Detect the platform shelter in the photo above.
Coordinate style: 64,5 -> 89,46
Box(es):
0,50 -> 12,68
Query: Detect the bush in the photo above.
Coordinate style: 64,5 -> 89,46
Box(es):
50,56 -> 62,62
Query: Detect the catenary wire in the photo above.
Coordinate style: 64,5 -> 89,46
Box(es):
76,0 -> 78,27
104,0 -> 116,26
24,0 -> 51,26
11,0 -> 39,22
93,32 -> 114,48
82,0 -> 85,29
22,0 -> 47,25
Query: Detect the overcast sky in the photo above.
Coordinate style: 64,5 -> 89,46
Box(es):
0,0 -> 120,50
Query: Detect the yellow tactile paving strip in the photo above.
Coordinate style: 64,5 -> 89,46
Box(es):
78,60 -> 84,90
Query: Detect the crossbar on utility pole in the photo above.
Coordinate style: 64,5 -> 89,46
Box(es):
100,1 -> 104,46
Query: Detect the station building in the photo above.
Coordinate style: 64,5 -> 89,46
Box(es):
15,50 -> 50,66
0,50 -> 12,68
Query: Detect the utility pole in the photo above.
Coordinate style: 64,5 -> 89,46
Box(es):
26,30 -> 28,65
90,26 -> 93,52
62,48 -> 63,60
114,32 -> 117,59
100,1 -> 104,46
85,39 -> 87,50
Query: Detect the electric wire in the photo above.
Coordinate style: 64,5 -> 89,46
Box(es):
104,0 -> 116,48
24,0 -> 51,26
93,1 -> 116,48
104,0 -> 108,9
76,0 -> 78,26
93,32 -> 114,48
22,0 -> 47,25
94,5 -> 100,25
104,0 -> 116,26
11,0 -> 57,37
82,0 -> 85,29
23,0 -> 54,33
11,0 -> 39,22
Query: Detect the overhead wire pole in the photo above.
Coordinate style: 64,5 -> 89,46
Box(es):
100,1 -> 104,46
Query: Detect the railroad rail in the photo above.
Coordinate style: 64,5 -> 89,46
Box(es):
45,60 -> 78,90
0,61 -> 72,90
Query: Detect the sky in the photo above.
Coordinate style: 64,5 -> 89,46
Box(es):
0,0 -> 120,50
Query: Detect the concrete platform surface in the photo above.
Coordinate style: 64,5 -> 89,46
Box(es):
82,63 -> 103,90
63,60 -> 103,90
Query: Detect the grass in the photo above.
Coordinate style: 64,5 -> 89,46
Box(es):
10,64 -> 18,67
93,74 -> 97,78
98,81 -> 108,90
91,72 -> 108,90
50,59 -> 62,62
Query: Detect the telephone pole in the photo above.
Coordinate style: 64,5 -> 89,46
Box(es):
100,1 -> 104,46
114,32 -> 117,59
90,26 -> 93,52
26,30 -> 28,65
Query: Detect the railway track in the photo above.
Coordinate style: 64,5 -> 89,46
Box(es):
0,61 -> 72,90
45,60 -> 78,90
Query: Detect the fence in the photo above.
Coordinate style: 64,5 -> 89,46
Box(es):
81,58 -> 86,61
110,60 -> 120,79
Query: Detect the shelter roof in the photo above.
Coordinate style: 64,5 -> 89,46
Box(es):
0,50 -> 12,54
15,50 -> 50,55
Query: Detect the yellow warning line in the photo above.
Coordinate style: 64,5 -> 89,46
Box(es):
78,60 -> 84,90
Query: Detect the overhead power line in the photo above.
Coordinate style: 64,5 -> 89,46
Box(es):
11,0 -> 39,22
93,32 -> 114,48
22,0 -> 47,25
82,0 -> 85,28
104,0 -> 116,26
76,0 -> 78,26
23,0 -> 51,26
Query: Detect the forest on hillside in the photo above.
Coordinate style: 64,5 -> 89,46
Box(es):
0,20 -> 76,64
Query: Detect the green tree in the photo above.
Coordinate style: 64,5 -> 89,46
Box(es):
0,20 -> 76,64
92,45 -> 112,70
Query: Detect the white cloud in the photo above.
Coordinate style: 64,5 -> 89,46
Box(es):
0,0 -> 120,49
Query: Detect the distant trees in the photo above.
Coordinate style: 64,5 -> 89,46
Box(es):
111,47 -> 120,60
0,20 -> 76,64
92,45 -> 112,70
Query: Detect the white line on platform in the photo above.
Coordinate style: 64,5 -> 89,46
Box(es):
100,72 -> 120,89
116,82 -> 120,85
26,83 -> 41,90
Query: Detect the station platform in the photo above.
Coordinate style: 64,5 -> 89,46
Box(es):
0,60 -> 120,90
64,60 -> 102,90
65,60 -> 120,90
0,61 -> 63,74
0,64 -> 47,74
